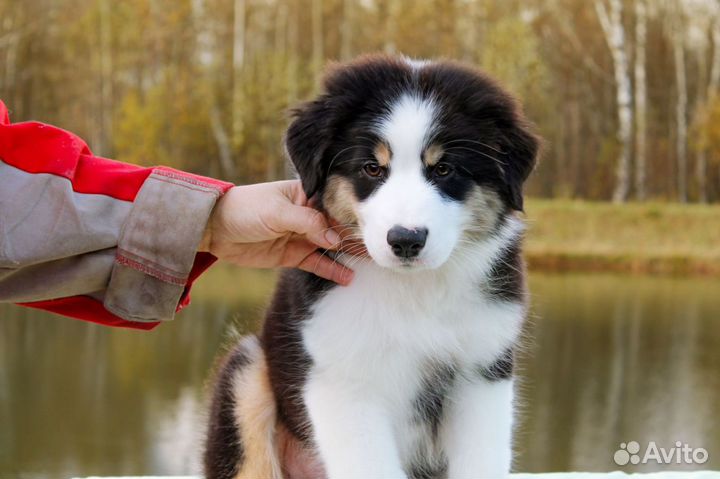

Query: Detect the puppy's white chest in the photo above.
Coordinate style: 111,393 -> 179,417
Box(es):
301,263 -> 523,395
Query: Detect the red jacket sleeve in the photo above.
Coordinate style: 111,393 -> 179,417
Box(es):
0,100 -> 233,330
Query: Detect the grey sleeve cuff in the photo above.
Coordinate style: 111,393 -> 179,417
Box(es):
104,169 -> 226,322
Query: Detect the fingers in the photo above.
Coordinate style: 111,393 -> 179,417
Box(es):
269,180 -> 346,249
275,204 -> 342,250
276,179 -> 308,205
297,251 -> 354,286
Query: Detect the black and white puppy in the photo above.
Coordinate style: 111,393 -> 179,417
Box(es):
204,55 -> 539,479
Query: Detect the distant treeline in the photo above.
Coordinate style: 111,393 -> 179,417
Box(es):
1,0 -> 719,202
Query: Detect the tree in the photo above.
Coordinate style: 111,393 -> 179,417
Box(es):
0,4 -> 20,104
340,0 -> 353,60
98,0 -> 114,157
383,0 -> 400,54
232,0 -> 246,153
673,4 -> 689,203
595,0 -> 633,203
634,0 -> 648,200
695,7 -> 720,203
1,0 -> 718,202
312,0 -> 324,86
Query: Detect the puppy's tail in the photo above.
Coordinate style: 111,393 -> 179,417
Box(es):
204,335 -> 282,479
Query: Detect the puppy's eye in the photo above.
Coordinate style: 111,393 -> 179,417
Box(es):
433,162 -> 453,177
363,162 -> 384,178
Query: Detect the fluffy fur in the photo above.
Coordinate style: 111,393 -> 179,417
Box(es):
204,54 -> 539,479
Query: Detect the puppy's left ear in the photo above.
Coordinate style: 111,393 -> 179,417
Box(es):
501,118 -> 540,212
285,96 -> 335,199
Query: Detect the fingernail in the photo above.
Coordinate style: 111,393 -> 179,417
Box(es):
324,229 -> 342,248
339,268 -> 354,285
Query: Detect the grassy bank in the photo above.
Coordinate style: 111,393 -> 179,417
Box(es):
524,199 -> 720,276
192,200 -> 720,290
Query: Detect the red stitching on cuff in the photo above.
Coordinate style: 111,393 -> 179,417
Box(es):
117,248 -> 187,278
153,167 -> 233,192
116,254 -> 187,285
150,175 -> 222,194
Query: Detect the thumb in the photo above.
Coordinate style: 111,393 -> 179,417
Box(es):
274,205 -> 342,249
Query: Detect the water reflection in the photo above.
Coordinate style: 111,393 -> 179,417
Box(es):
0,301 -> 243,478
518,273 -> 720,473
0,271 -> 718,477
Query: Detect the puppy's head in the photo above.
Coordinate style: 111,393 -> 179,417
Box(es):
286,55 -> 539,271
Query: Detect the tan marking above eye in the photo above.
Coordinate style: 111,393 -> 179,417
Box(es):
374,142 -> 392,167
424,144 -> 444,166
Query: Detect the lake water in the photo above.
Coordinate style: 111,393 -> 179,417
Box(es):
1,271 -> 718,478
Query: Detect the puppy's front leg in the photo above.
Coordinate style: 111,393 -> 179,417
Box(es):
305,376 -> 407,479
440,377 -> 515,479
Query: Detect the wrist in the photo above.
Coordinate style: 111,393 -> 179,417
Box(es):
199,201 -> 221,253
198,185 -> 237,253
198,225 -> 212,252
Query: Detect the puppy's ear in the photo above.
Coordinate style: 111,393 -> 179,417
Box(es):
501,117 -> 540,212
285,97 -> 335,199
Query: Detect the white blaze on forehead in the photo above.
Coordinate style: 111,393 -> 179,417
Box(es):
377,94 -> 437,171
403,57 -> 430,71
362,94 -> 455,270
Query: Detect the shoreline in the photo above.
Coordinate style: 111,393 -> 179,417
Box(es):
524,199 -> 720,277
192,199 -> 720,294
525,252 -> 720,277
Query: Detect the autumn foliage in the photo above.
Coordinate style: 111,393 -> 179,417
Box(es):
1,0 -> 718,202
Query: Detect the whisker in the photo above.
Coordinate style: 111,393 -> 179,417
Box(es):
438,138 -> 506,155
325,145 -> 366,176
353,135 -> 379,144
443,146 -> 507,168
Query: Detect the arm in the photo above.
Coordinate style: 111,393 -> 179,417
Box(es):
0,100 -> 232,330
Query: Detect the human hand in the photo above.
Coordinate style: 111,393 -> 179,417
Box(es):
199,180 -> 354,285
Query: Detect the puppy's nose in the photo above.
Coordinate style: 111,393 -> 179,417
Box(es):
387,226 -> 428,259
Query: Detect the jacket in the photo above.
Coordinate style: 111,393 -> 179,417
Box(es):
0,100 -> 233,330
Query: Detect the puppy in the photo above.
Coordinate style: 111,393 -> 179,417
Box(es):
204,55 -> 539,479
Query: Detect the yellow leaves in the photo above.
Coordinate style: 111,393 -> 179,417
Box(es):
481,17 -> 547,100
2,0 -> 717,200
692,94 -> 720,153
114,90 -> 163,166
114,76 -> 213,171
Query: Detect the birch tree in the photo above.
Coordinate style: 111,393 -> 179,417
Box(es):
673,7 -> 689,203
693,32 -> 708,203
340,0 -> 353,61
192,0 -> 236,179
285,0 -> 300,179
2,0 -> 718,201
232,0 -> 246,152
595,0 -> 634,203
697,13 -> 720,202
1,11 -> 19,97
634,0 -> 648,200
384,0 -> 400,54
311,0 -> 324,86
673,0 -> 715,202
99,0 -> 113,157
